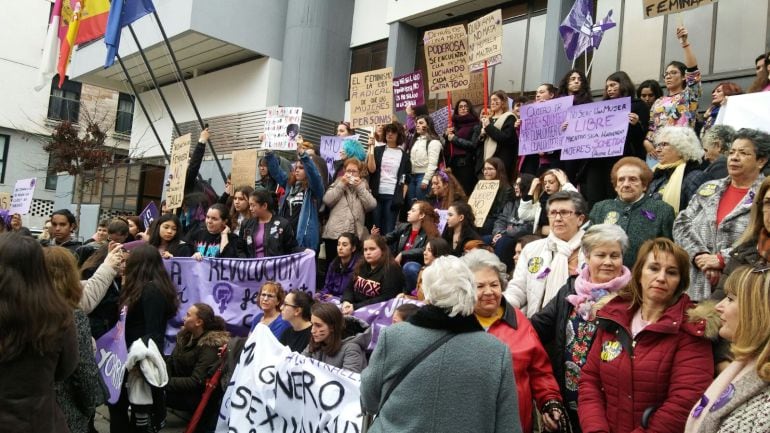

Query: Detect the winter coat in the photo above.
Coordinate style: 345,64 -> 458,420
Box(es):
240,214 -> 302,258
343,262 -> 405,309
321,254 -> 360,298
648,160 -> 707,213
79,260 -> 118,314
673,175 -> 763,301
589,195 -> 676,267
360,305 -> 522,433
492,198 -> 534,237
702,155 -> 728,181
518,182 -> 578,234
41,238 -> 83,260
166,330 -> 230,393
480,185 -> 514,235
383,223 -> 429,265
441,224 -> 482,257
302,333 -> 368,373
321,177 -> 377,241
487,301 -> 562,433
578,294 -> 717,433
689,367 -> 770,433
0,318 -> 78,433
478,113 -> 518,175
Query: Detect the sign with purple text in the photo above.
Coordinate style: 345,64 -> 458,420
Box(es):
430,106 -> 450,137
353,298 -> 423,351
163,252 -> 316,352
263,107 -> 303,150
561,97 -> 630,160
393,70 -> 425,112
138,202 -> 159,231
319,135 -> 360,182
95,307 -> 128,404
9,177 -> 37,215
519,95 -> 574,156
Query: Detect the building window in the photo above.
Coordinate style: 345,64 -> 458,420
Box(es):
115,93 -> 135,134
350,40 -> 388,75
45,153 -> 58,190
0,135 -> 8,184
47,75 -> 82,123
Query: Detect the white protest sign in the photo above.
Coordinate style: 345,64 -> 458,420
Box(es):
716,92 -> 770,134
468,180 -> 500,227
9,178 -> 37,215
263,107 -> 303,150
217,325 -> 362,433
467,9 -> 503,72
319,135 -> 360,182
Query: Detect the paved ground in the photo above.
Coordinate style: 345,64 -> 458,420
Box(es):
94,406 -> 190,432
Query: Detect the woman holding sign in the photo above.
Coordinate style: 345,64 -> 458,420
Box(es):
479,90 -> 517,177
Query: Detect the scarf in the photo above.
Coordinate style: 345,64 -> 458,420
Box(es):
483,112 -> 514,161
567,265 -> 631,320
655,159 -> 686,213
451,113 -> 478,157
542,230 -> 584,310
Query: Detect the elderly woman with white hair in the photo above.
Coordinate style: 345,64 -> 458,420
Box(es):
647,126 -> 707,214
464,249 -> 567,433
360,256 -> 522,433
531,224 -> 631,433
674,128 -> 770,301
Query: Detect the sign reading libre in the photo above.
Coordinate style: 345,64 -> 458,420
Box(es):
467,9 -> 503,72
350,67 -> 394,128
468,180 -> 500,227
561,97 -> 631,160
643,0 -> 717,18
424,24 -> 471,92
165,133 -> 192,210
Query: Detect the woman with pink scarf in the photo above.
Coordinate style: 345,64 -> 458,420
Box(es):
531,224 -> 631,433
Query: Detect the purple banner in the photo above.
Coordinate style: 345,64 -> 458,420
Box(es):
561,97 -> 630,160
519,95 -> 574,156
163,251 -> 316,353
353,298 -> 423,350
95,307 -> 128,404
139,202 -> 159,230
319,135 -> 359,182
393,70 -> 425,112
430,106 -> 450,137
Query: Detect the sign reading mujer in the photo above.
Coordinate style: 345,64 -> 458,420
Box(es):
217,325 -> 363,433
163,251 -> 316,349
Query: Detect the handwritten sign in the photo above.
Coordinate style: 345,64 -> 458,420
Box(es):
519,96 -> 574,156
263,107 -> 303,150
424,25 -> 471,92
319,135 -> 359,182
0,192 -> 11,210
561,97 -> 631,160
231,149 -> 259,189
468,9 -> 503,72
468,180 -> 500,227
434,72 -> 486,107
643,0 -> 717,18
430,106 -> 450,137
393,70 -> 425,112
9,177 -> 37,215
165,133 -> 191,210
716,92 -> 770,134
350,67 -> 394,128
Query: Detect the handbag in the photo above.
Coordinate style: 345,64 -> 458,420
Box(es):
361,332 -> 457,432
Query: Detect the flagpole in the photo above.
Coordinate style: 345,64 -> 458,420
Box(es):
151,10 -> 227,183
117,54 -> 170,162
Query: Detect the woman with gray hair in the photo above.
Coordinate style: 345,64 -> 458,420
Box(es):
701,125 -> 735,181
647,126 -> 707,213
531,224 -> 631,433
360,255 -> 522,433
464,249 -> 568,433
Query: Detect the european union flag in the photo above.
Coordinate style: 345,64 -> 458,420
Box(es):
104,0 -> 155,68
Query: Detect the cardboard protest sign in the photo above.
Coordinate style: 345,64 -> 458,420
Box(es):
393,70 -> 425,112
468,180 -> 500,227
319,135 -> 360,182
716,92 -> 770,134
163,252 -> 316,351
468,9 -> 503,72
434,71 -> 486,106
0,192 -> 10,210
138,202 -> 159,231
217,325 -> 362,433
94,307 -> 127,404
165,133 -> 191,210
430,106 -> 450,136
263,107 -> 303,150
643,0 -> 716,19
350,67 -> 394,128
8,178 -> 36,215
231,149 -> 259,189
561,97 -> 631,160
424,24 -> 471,92
519,95 -> 574,156
353,298 -> 423,351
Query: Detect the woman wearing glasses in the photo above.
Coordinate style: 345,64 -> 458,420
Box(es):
674,129 -> 770,302
646,126 -> 706,214
250,281 -> 290,339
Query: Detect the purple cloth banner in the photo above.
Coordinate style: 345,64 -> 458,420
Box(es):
430,106 -> 450,137
561,97 -> 630,160
163,251 -> 316,353
139,202 -> 159,230
393,70 -> 425,112
319,135 -> 359,182
519,95 -> 574,156
353,298 -> 423,351
94,307 -> 128,404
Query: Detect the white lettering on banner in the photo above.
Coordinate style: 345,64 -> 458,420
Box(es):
97,347 -> 126,391
216,325 -> 363,433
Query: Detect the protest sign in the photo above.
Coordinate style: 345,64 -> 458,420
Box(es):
467,9 -> 503,72
95,307 -> 128,404
561,97 -> 631,160
468,180 -> 500,227
216,325 -> 362,433
8,178 -> 36,215
231,149 -> 259,189
263,107 -> 303,150
319,135 -> 360,181
166,133 -> 192,210
393,70 -> 425,112
519,95 -> 574,156
163,252 -> 316,350
716,92 -> 770,134
353,298 -> 423,351
643,0 -> 716,19
138,202 -> 159,231
434,71 -> 486,106
430,106 -> 450,136
350,67 -> 394,128
0,192 -> 11,210
437,209 -> 449,233
424,24 -> 471,92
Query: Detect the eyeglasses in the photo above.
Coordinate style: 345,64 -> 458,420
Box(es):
547,209 -> 580,219
663,70 -> 680,78
259,293 -> 276,299
283,302 -> 298,308
345,169 -> 360,174
654,141 -> 670,149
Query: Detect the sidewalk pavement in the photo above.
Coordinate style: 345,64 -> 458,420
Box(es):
94,405 -> 189,432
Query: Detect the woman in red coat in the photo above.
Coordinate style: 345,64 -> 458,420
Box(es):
578,238 -> 716,433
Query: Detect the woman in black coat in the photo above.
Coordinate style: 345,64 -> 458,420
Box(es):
241,189 -> 304,258
445,98 -> 481,194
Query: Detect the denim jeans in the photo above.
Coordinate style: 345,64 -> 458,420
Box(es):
373,194 -> 397,235
407,173 -> 426,205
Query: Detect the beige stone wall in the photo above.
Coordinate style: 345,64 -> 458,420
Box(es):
79,83 -> 129,151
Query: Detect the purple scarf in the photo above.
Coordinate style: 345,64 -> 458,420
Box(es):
566,265 -> 631,320
450,113 -> 478,156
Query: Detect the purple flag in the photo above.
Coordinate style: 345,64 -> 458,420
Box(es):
139,201 -> 159,230
559,0 -> 616,61
94,307 -> 128,404
353,298 -> 423,351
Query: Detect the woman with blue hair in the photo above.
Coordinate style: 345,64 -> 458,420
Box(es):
331,138 -> 367,180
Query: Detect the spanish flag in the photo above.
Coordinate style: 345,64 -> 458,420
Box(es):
57,1 -> 81,88
75,0 -> 110,44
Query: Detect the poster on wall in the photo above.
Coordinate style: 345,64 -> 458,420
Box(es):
467,9 -> 503,72
350,67 -> 394,128
262,107 -> 303,151
424,24 -> 471,92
